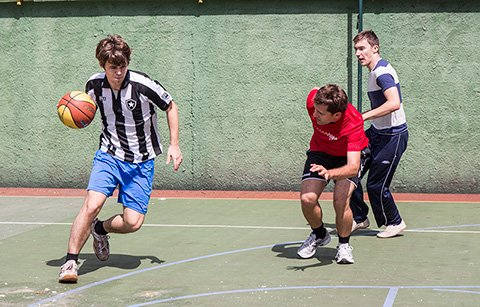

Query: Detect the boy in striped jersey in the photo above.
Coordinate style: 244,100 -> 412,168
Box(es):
350,30 -> 408,238
59,34 -> 183,283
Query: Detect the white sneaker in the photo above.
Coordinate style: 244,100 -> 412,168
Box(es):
297,231 -> 331,259
351,218 -> 370,233
376,220 -> 406,238
59,260 -> 78,283
335,243 -> 354,264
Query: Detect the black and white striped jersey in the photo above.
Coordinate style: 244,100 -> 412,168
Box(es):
86,70 -> 173,163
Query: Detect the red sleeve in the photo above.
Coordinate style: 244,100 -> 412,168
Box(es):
306,88 -> 318,117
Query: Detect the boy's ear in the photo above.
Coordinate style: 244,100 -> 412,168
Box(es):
333,112 -> 342,120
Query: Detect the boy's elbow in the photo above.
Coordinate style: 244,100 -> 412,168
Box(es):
391,101 -> 401,111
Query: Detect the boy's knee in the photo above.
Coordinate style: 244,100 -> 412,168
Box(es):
125,220 -> 143,233
300,193 -> 318,208
82,202 -> 102,217
123,215 -> 144,233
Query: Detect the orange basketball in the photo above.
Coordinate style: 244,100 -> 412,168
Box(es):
57,91 -> 96,129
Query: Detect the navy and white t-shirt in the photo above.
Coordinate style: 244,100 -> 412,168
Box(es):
367,58 -> 407,132
86,70 -> 172,163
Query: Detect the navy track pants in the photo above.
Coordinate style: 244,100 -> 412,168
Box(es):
350,127 -> 409,227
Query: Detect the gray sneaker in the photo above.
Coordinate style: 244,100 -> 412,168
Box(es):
335,243 -> 354,264
91,218 -> 110,261
297,231 -> 331,259
351,218 -> 370,233
59,260 -> 78,283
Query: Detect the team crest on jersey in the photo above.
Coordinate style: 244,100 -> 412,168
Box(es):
125,99 -> 137,110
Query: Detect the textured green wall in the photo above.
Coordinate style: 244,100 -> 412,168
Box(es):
0,0 -> 478,193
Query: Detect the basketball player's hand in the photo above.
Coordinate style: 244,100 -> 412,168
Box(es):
167,144 -> 183,171
310,164 -> 331,180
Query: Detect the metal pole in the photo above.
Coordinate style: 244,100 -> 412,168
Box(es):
357,0 -> 364,112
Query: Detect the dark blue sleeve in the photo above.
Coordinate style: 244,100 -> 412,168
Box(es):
376,73 -> 396,92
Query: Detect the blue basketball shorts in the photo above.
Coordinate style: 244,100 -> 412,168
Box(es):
87,150 -> 155,215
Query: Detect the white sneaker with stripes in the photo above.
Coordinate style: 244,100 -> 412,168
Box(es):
335,243 -> 354,264
297,231 -> 331,259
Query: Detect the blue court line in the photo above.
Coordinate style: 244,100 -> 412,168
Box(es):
29,242 -> 297,307
383,287 -> 399,307
127,285 -> 480,306
29,237 -> 480,306
433,288 -> 480,295
128,285 -> 395,306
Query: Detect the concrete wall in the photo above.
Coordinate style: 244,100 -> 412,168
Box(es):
0,0 -> 479,193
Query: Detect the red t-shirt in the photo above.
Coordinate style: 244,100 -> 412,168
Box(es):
307,88 -> 368,156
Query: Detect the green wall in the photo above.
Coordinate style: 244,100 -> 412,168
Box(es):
0,0 -> 479,193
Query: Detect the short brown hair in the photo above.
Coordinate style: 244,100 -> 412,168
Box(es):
313,84 -> 348,114
353,30 -> 380,52
95,34 -> 131,67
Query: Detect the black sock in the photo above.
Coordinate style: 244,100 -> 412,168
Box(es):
312,224 -> 327,239
66,253 -> 78,263
338,235 -> 350,244
94,220 -> 108,235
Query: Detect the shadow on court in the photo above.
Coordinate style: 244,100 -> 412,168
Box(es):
46,254 -> 164,276
272,242 -> 336,270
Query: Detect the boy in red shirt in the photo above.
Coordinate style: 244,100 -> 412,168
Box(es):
297,84 -> 368,264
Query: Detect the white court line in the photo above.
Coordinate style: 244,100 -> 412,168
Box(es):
1,221 -> 480,233
405,229 -> 480,234
143,224 -> 310,230
0,222 -> 71,226
0,221 -> 308,230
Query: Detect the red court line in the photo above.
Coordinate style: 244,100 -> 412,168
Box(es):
0,188 -> 479,202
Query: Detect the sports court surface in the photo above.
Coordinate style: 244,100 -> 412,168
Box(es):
0,188 -> 479,306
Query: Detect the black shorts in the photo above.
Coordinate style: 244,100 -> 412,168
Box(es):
302,150 -> 362,187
